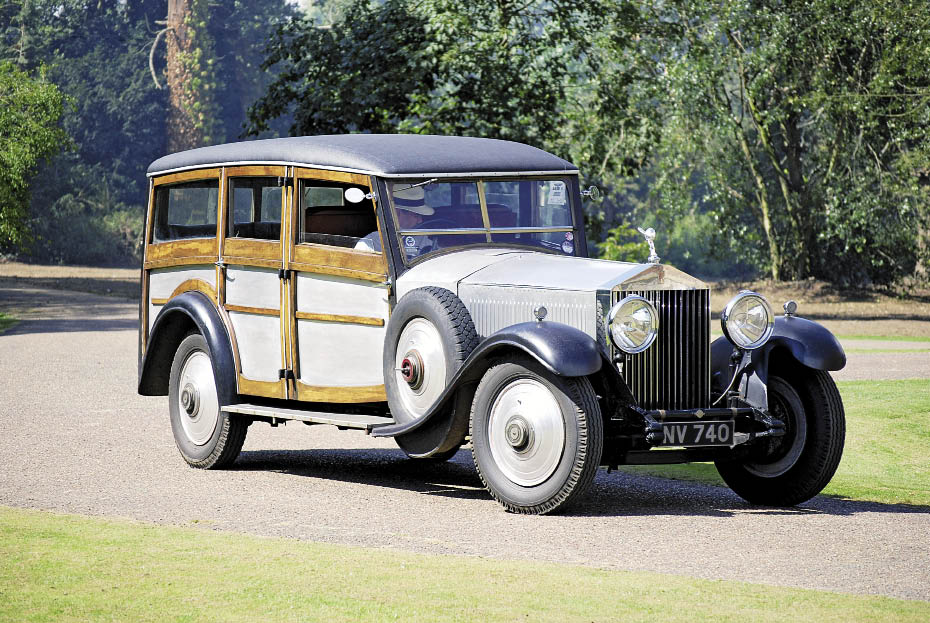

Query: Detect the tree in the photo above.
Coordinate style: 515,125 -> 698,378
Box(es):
0,61 -> 68,250
246,0 -> 609,147
165,0 -> 220,150
638,0 -> 930,283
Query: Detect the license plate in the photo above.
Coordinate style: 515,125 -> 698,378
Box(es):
660,420 -> 735,447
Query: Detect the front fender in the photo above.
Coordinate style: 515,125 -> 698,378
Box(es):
372,321 -> 602,439
711,315 -> 846,410
137,291 -> 237,406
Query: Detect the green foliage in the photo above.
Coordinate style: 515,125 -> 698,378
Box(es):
247,0 -> 606,146
599,221 -> 649,264
636,0 -> 930,284
0,61 -> 68,251
0,0 -> 292,265
246,0 -> 434,136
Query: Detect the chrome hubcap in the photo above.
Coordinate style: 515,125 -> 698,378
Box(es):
394,318 -> 447,423
505,415 -> 532,451
180,383 -> 200,416
177,350 -> 219,446
488,379 -> 565,486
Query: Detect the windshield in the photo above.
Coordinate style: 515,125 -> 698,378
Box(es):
387,178 -> 578,263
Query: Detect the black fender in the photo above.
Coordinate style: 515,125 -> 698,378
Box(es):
372,320 -> 602,439
137,291 -> 238,407
711,315 -> 846,410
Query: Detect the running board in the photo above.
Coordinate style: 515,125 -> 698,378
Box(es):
222,404 -> 394,432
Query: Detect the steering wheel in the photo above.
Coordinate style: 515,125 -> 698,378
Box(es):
415,218 -> 460,230
406,218 -> 461,253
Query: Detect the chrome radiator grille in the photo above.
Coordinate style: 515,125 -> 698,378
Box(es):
615,288 -> 711,410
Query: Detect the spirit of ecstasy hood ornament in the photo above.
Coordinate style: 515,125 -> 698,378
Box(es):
637,227 -> 660,264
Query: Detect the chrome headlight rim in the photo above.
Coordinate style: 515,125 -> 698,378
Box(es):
721,290 -> 775,350
607,294 -> 659,354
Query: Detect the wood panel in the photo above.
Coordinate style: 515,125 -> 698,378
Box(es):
169,279 -> 218,306
237,376 -> 287,400
144,256 -> 219,270
225,304 -> 280,316
292,244 -> 386,276
152,168 -> 221,186
146,238 -> 218,263
226,165 -> 287,178
224,237 -> 282,262
294,168 -> 370,185
294,311 -> 384,327
294,381 -> 386,403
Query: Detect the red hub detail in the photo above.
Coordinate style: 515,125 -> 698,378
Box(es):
400,350 -> 424,390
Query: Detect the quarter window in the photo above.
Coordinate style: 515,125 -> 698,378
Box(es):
152,179 -> 218,242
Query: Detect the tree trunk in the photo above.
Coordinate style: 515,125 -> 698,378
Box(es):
165,0 -> 219,152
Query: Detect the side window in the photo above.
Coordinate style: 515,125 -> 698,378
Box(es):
227,177 -> 282,241
152,179 -> 218,242
298,179 -> 378,253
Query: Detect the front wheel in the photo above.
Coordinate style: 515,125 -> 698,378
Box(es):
470,359 -> 603,515
715,371 -> 845,505
168,333 -> 248,469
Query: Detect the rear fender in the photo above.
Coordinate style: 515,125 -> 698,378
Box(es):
137,291 -> 237,406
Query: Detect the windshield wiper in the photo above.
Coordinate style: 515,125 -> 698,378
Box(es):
393,178 -> 438,193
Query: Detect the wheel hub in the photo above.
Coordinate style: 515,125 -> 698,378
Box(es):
504,415 -> 532,452
400,350 -> 425,390
180,382 -> 200,416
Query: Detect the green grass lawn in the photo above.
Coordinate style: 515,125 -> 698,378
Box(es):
0,312 -> 17,334
835,334 -> 930,343
1,507 -> 927,623
845,348 -> 928,354
621,379 -> 930,507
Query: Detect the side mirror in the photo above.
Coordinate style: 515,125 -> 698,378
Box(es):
344,187 -> 367,204
580,185 -> 600,200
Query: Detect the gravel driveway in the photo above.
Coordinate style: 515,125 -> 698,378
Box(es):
1,284 -> 928,602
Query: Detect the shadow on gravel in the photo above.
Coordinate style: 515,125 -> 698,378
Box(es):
0,276 -> 139,300
234,448 -> 488,501
2,315 -> 137,335
234,447 -> 930,518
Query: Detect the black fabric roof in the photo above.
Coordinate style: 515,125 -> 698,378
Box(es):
147,134 -> 577,177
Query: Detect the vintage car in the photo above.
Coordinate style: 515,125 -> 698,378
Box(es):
138,134 -> 846,514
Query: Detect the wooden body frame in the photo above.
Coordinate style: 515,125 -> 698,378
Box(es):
142,166 -> 388,403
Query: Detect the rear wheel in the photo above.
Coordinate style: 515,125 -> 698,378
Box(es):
168,333 -> 248,469
715,372 -> 845,505
470,358 -> 603,514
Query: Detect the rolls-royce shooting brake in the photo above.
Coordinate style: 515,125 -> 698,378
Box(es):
138,134 -> 846,514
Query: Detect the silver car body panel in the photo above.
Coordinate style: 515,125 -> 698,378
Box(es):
394,249 -> 530,300
459,284 -> 598,339
395,250 -> 709,340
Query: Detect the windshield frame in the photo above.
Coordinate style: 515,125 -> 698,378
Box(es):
379,175 -> 587,269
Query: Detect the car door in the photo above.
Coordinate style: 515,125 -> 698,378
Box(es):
220,165 -> 290,399
284,168 -> 389,403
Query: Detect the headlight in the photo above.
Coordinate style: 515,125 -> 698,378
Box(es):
607,295 -> 659,354
721,291 -> 774,350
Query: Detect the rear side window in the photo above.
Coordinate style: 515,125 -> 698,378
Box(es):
298,179 -> 377,251
228,177 -> 282,241
152,179 -> 219,242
